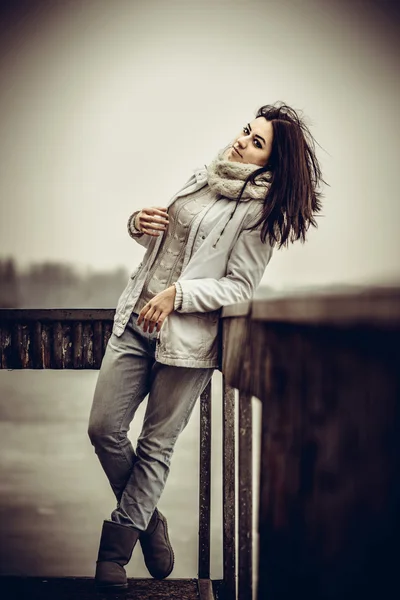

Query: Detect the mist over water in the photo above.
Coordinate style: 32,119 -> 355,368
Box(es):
0,369 -> 231,578
0,0 -> 399,287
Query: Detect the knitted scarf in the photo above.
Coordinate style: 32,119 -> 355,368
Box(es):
206,146 -> 271,201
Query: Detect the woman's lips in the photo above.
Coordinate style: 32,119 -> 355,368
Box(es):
233,146 -> 242,157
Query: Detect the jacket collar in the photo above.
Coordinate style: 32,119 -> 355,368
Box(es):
193,165 -> 208,184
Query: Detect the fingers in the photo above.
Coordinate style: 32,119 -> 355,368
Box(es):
142,207 -> 169,221
140,217 -> 168,229
155,314 -> 165,332
138,207 -> 169,237
137,304 -> 166,334
154,207 -> 169,215
138,306 -> 159,333
140,226 -> 164,237
141,230 -> 161,237
148,310 -> 162,334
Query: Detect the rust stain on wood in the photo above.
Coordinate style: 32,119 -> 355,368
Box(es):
82,322 -> 94,368
0,312 -> 115,369
61,323 -> 73,367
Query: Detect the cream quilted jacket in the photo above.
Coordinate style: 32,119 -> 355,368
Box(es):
112,165 -> 273,369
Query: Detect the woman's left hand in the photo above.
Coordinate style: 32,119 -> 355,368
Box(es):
137,285 -> 177,333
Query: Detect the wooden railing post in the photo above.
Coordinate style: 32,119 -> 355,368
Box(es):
220,305 -> 255,600
198,379 -> 212,580
222,378 -> 236,600
238,392 -> 253,600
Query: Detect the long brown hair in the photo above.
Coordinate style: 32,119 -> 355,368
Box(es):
238,102 -> 327,248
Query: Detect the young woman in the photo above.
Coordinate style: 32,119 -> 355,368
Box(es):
88,102 -> 324,590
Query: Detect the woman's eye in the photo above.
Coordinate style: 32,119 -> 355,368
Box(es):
243,126 -> 249,134
254,140 -> 261,148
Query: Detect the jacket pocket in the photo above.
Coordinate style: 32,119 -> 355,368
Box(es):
161,312 -> 205,356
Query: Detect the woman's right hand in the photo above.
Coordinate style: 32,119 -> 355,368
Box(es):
136,207 -> 169,237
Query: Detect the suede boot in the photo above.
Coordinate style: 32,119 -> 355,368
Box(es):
139,508 -> 175,579
95,519 -> 140,590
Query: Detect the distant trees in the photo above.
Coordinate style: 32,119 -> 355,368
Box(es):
0,257 -> 130,308
0,257 -> 19,307
0,256 -> 275,309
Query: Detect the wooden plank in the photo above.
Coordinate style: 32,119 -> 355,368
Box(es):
0,577 -> 202,599
0,316 -> 114,369
32,321 -> 42,368
12,322 -> 23,368
0,308 -> 115,321
220,286 -> 400,326
198,380 -> 212,579
256,324 -> 400,600
73,322 -> 83,369
53,321 -> 63,369
0,324 -> 11,368
221,316 -> 253,394
22,322 -> 32,368
61,322 -> 73,367
238,392 -> 253,600
82,322 -> 94,368
93,320 -> 103,369
103,322 -> 112,352
221,300 -> 251,318
41,322 -> 52,368
222,376 -> 236,600
251,285 -> 400,327
198,578 -> 215,600
256,325 -> 304,600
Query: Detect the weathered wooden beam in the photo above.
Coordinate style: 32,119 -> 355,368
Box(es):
0,309 -> 114,369
255,322 -> 400,599
222,377 -> 236,600
0,309 -> 115,321
197,578 -> 215,600
221,287 -> 400,600
238,392 -> 253,600
198,379 -> 212,580
221,316 -> 253,393
222,285 -> 400,327
0,576 -> 207,599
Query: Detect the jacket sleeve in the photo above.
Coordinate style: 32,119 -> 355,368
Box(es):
174,221 -> 273,313
127,211 -> 152,249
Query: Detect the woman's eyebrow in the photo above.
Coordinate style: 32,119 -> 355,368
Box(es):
248,122 -> 265,145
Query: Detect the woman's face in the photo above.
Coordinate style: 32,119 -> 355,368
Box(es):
224,117 -> 273,167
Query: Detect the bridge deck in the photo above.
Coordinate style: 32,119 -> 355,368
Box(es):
0,576 -> 224,600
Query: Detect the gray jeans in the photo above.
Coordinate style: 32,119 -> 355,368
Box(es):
87,312 -> 214,531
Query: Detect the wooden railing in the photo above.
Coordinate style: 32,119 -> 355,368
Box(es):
221,284 -> 400,600
0,308 -> 250,600
1,284 -> 399,600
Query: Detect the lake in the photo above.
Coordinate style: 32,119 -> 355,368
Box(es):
0,369 -> 261,581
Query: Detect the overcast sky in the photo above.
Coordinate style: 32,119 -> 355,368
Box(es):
0,0 -> 399,290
